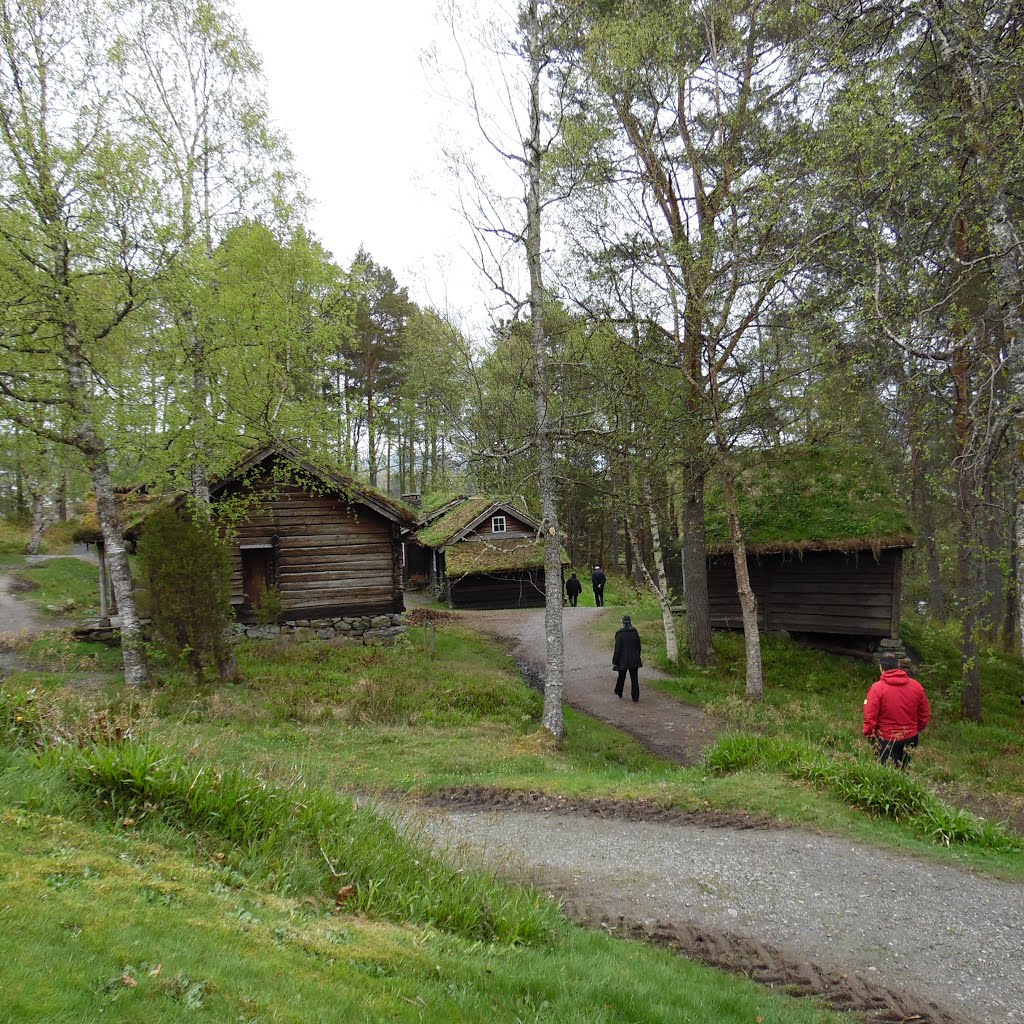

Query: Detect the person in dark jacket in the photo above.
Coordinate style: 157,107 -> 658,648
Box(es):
863,653 -> 931,767
591,565 -> 607,607
613,614 -> 642,702
565,572 -> 582,607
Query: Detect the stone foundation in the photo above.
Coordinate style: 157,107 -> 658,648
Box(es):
233,612 -> 406,644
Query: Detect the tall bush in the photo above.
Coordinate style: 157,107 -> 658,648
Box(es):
138,506 -> 238,682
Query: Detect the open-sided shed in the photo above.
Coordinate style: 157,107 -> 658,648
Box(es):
702,447 -> 915,642
410,496 -> 567,609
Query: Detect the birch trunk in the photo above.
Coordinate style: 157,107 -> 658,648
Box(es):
719,457 -> 763,701
643,481 -> 679,662
27,489 -> 48,555
525,0 -> 564,739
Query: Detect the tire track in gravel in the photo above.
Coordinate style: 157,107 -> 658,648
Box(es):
418,801 -> 1020,1024
420,607 -> 1024,1024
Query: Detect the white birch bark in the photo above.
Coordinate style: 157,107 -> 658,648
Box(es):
634,481 -> 679,662
27,489 -> 49,555
524,0 -> 565,739
719,453 -> 763,701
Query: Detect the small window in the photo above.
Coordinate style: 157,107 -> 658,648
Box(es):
491,515 -> 507,533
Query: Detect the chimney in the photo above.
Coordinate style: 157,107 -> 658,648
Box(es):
402,493 -> 422,508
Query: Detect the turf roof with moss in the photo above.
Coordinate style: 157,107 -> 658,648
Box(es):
446,537 -> 570,575
702,445 -> 914,556
74,444 -> 418,543
414,496 -> 538,549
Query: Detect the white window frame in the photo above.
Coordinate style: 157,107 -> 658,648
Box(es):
491,515 -> 507,533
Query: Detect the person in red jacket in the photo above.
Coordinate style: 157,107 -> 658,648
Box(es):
863,653 -> 931,767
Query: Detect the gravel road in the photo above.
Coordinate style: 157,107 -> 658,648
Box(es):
422,804 -> 1023,1024
417,606 -> 1024,1024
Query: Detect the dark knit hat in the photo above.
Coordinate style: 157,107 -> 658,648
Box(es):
621,615 -> 631,626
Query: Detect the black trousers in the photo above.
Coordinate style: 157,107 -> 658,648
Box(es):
876,734 -> 919,768
615,667 -> 639,702
568,593 -> 578,606
593,585 -> 605,606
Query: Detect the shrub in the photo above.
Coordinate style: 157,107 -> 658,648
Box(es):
138,506 -> 238,683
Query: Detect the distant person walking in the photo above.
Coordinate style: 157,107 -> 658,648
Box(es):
863,652 -> 931,768
613,615 -> 642,702
591,565 -> 607,607
565,572 -> 582,607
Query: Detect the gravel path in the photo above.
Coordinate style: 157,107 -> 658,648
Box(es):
0,573 -> 54,634
416,606 -> 1024,1024
457,606 -> 718,763
423,804 -> 1022,1023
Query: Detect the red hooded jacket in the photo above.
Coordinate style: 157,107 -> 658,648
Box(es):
863,669 -> 931,741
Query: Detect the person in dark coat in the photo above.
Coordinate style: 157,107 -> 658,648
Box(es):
565,572 -> 583,607
863,652 -> 931,767
613,614 -> 642,702
591,565 -> 607,607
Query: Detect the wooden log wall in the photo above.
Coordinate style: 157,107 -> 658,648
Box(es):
449,570 -> 546,609
221,478 -> 402,617
707,549 -> 903,638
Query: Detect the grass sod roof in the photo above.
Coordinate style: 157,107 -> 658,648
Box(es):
701,445 -> 915,556
72,490 -> 183,544
445,537 -> 570,576
415,497 -> 503,548
73,444 -> 418,544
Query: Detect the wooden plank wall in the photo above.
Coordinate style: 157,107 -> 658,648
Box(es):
471,511 -> 535,538
449,570 -> 546,609
707,549 -> 902,637
222,478 -> 401,615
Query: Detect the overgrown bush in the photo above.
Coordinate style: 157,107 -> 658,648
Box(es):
137,506 -> 238,683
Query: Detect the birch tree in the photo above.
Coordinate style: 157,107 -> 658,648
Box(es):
0,0 -> 159,683
436,0 -> 572,737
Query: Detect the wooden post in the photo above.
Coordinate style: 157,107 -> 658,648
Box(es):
890,549 -> 904,639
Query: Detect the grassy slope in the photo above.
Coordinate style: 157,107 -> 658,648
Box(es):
0,748 -> 845,1024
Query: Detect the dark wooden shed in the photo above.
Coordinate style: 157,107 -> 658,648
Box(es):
410,496 -> 568,609
707,547 -> 906,639
77,444 -> 416,625
212,446 -> 415,620
702,446 -> 915,643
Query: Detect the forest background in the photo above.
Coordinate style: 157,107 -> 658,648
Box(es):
0,0 -> 1021,721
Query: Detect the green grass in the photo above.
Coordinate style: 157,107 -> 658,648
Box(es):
0,744 -> 849,1024
7,557 -> 101,618
6,597 -> 1023,880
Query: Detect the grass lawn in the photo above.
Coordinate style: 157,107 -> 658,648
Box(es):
3,554 -> 1023,1021
5,556 -> 102,619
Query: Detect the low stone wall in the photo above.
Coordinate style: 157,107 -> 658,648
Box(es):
234,612 -> 406,644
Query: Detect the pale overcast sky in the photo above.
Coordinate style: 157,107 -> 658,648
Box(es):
234,0 -> 500,322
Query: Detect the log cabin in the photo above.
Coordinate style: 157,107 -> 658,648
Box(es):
76,445 -> 416,632
410,496 -> 568,609
700,446 -> 915,645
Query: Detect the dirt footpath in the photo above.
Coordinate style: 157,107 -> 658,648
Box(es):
458,606 -> 718,764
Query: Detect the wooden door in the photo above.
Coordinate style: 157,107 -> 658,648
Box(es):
242,548 -> 272,607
